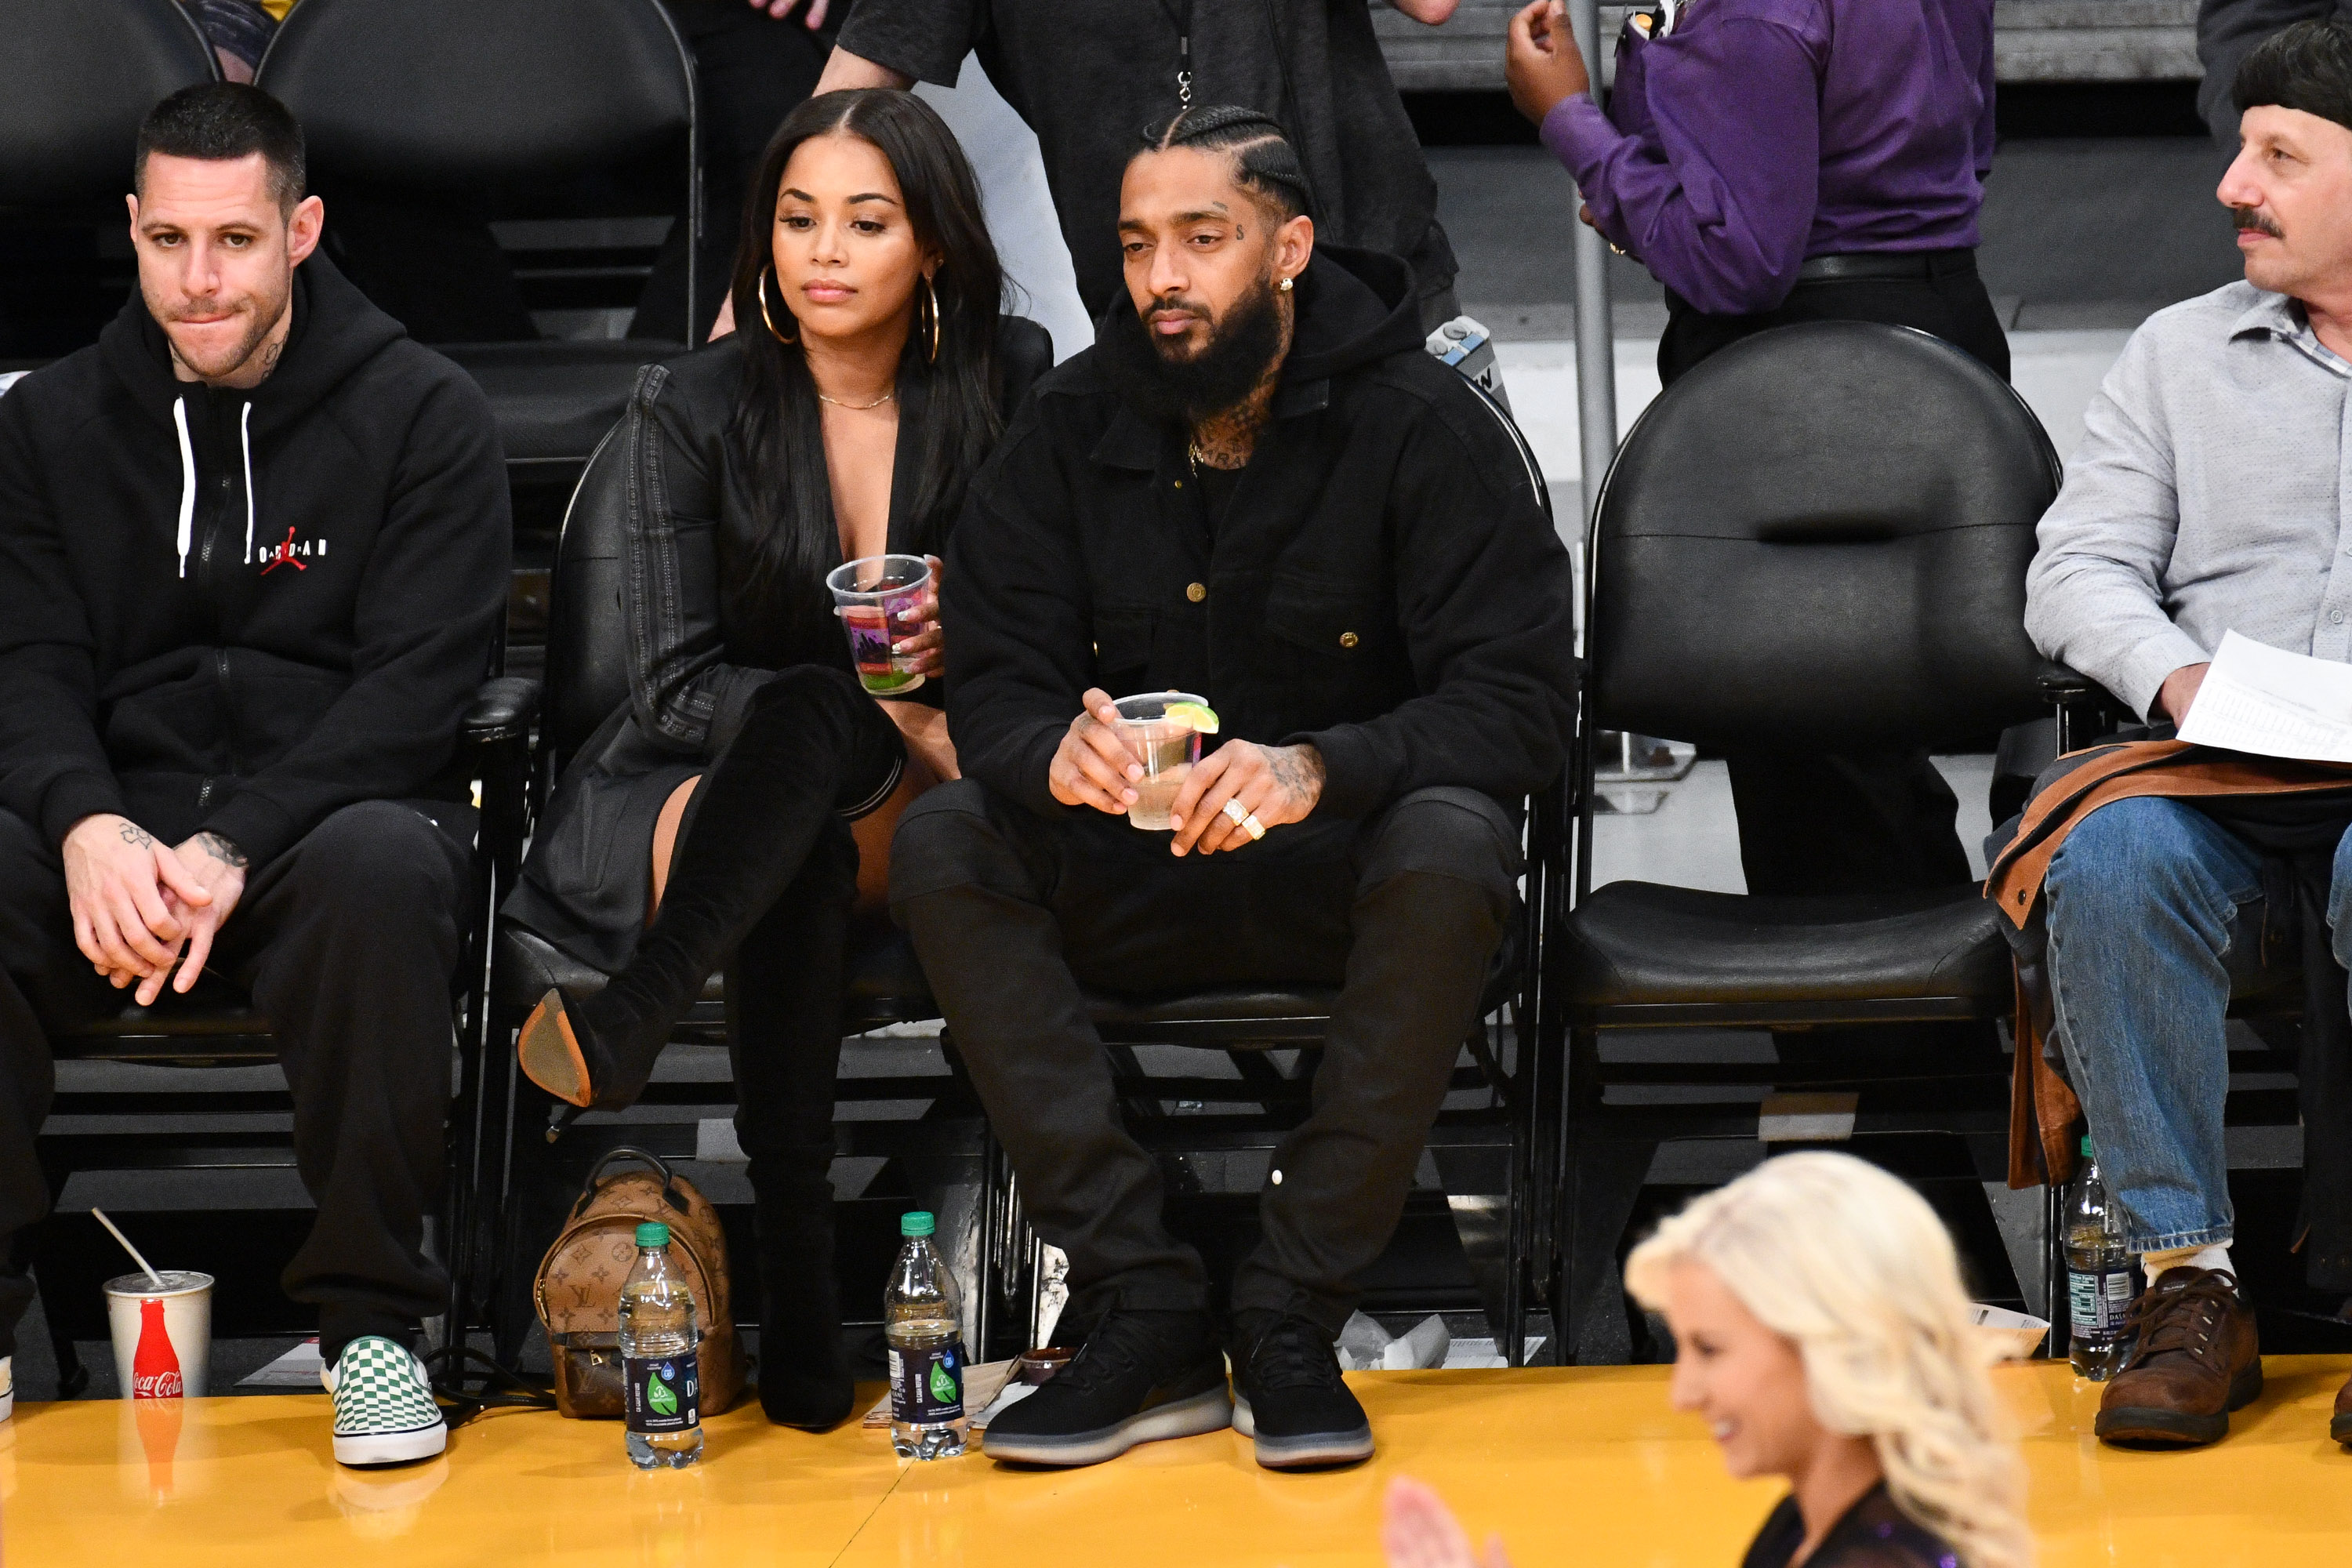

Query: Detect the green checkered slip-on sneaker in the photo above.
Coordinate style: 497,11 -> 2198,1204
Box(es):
323,1336 -> 446,1467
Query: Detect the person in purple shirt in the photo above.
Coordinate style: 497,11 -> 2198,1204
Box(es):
1504,0 -> 2006,386
1504,0 -> 2008,1052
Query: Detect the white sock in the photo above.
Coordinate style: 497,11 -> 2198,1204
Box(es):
2139,1243 -> 2233,1285
0,1353 -> 12,1420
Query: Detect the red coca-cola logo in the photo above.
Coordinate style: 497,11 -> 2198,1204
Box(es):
132,1297 -> 183,1400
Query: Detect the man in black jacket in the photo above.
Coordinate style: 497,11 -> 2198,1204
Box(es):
891,107 -> 1576,1472
0,85 -> 507,1462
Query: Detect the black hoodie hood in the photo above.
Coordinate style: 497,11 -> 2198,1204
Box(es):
96,255 -> 408,579
0,251 -> 510,867
1091,244 -> 1426,430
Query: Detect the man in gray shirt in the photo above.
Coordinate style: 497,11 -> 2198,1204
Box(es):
813,0 -> 1463,327
2025,20 -> 2352,1454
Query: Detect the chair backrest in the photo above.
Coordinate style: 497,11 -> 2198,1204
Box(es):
256,0 -> 692,199
1588,321 -> 2060,752
0,0 -> 217,211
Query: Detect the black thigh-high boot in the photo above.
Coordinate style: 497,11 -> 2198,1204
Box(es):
728,822 -> 858,1428
518,665 -> 901,1110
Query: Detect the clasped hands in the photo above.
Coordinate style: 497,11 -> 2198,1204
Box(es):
1048,688 -> 1324,856
60,814 -> 249,1006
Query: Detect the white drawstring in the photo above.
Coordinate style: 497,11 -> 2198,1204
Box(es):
238,401 -> 256,564
171,397 -> 195,579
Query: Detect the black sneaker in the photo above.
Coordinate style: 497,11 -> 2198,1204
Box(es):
982,1309 -> 1231,1467
1230,1314 -> 1374,1469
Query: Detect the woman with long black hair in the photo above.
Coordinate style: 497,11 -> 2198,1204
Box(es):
501,88 -> 1051,1430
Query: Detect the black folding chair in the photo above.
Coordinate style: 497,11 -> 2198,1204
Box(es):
32,674 -> 537,1392
0,0 -> 217,361
256,0 -> 698,496
1550,321 -> 2062,1364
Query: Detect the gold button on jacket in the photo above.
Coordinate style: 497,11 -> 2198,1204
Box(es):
1185,582 -> 1207,603
1338,631 -> 1359,648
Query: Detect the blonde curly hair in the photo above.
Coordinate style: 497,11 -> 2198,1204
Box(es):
1624,1152 -> 2032,1568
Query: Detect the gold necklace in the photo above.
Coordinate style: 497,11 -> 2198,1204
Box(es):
817,389 -> 896,411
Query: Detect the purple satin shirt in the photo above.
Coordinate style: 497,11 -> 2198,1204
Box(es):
1541,0 -> 1996,317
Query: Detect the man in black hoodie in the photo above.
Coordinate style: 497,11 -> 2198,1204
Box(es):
0,85 -> 507,1461
891,107 -> 1577,1472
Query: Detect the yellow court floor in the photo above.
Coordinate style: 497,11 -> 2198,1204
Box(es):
3,1356 -> 2349,1567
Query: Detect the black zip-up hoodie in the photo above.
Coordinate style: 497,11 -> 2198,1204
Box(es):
0,254 -> 510,869
944,245 -> 1579,819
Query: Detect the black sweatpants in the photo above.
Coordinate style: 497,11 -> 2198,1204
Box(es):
0,800 -> 473,1363
1658,262 -> 2005,915
890,782 -> 1520,1334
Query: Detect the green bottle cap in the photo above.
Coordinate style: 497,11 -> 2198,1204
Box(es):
901,1211 -> 935,1238
2079,1135 -> 2094,1159
636,1221 -> 670,1247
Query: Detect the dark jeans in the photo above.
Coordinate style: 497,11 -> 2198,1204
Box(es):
0,800 -> 473,1363
890,782 -> 1519,1334
1664,263 -> 2000,951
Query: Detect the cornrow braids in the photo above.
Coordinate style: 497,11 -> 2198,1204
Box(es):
1137,103 -> 1315,221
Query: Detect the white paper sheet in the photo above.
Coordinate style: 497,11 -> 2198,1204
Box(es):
2176,630 -> 2352,763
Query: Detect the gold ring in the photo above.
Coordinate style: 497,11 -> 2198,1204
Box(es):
1241,813 -> 1266,840
1223,799 -> 1250,826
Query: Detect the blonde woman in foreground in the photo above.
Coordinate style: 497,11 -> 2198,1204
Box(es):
1384,1152 -> 2031,1568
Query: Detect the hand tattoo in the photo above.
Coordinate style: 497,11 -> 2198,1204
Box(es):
117,822 -> 155,848
194,831 -> 249,868
1267,745 -> 1325,801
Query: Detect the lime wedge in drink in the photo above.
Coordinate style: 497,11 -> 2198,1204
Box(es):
1163,702 -> 1219,733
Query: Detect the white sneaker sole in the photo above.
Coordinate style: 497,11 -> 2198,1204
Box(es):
1232,1395 -> 1375,1468
982,1384 -> 1232,1467
334,1420 -> 448,1467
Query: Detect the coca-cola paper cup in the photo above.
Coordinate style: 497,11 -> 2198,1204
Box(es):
105,1271 -> 212,1399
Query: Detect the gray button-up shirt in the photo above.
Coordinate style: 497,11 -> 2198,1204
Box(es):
2026,281 -> 2352,719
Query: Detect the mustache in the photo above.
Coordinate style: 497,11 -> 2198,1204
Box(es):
2233,205 -> 2283,238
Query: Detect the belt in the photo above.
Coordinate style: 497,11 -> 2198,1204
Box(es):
1795,248 -> 1976,284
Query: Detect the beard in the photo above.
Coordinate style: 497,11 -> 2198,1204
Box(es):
154,289 -> 284,381
1099,270 -> 1287,426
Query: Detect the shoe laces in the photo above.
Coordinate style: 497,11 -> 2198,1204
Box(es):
1052,1312 -> 1167,1398
1245,1317 -> 1345,1394
2122,1269 -> 2241,1368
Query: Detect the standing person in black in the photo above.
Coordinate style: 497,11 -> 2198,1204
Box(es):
501,89 -> 1051,1431
889,107 -> 1577,1472
0,85 -> 508,1465
800,0 -> 1466,332
1506,1 -> 2002,958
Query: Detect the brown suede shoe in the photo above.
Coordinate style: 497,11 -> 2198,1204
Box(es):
2333,1366 -> 2351,1446
2096,1267 -> 2262,1447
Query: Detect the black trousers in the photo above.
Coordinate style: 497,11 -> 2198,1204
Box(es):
890,782 -> 1519,1334
1660,261 -> 2004,915
0,800 -> 473,1363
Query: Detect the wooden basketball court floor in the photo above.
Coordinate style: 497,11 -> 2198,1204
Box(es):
5,1357 -> 2349,1566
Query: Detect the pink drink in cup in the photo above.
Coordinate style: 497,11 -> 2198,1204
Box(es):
1113,691 -> 1212,830
826,554 -> 932,696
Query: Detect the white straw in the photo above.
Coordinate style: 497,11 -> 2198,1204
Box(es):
92,1208 -> 165,1290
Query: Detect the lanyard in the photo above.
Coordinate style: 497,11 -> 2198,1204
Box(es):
1157,0 -> 1193,107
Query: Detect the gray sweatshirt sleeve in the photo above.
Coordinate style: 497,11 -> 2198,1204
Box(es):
2023,327 -> 2216,720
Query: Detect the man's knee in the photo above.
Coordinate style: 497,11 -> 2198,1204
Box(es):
1359,788 -> 1520,911
2046,797 -> 2248,935
888,780 -> 1035,912
283,802 -> 469,924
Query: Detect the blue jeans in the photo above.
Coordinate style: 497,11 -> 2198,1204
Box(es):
2044,797 -> 2352,1254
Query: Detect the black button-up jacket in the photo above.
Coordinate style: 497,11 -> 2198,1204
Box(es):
942,247 -> 1579,822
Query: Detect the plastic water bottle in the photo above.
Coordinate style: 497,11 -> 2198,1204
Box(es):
885,1210 -> 968,1460
2066,1136 -> 2135,1380
619,1221 -> 704,1468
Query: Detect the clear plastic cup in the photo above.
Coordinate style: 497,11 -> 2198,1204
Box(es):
105,1269 -> 212,1399
1113,691 -> 1209,831
826,554 -> 933,696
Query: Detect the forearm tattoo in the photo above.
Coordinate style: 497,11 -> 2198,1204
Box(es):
117,821 -> 155,848
194,831 -> 249,868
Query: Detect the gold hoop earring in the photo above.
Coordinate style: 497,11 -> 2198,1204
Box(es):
757,269 -> 797,343
923,274 -> 941,363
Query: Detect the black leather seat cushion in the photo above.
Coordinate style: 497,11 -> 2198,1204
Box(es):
1563,880 -> 2011,1012
442,341 -> 677,468
49,975 -> 278,1061
493,923 -> 934,1011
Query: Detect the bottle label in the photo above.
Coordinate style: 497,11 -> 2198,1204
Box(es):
2069,1265 -> 2135,1345
623,1353 -> 700,1433
888,1341 -> 966,1424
